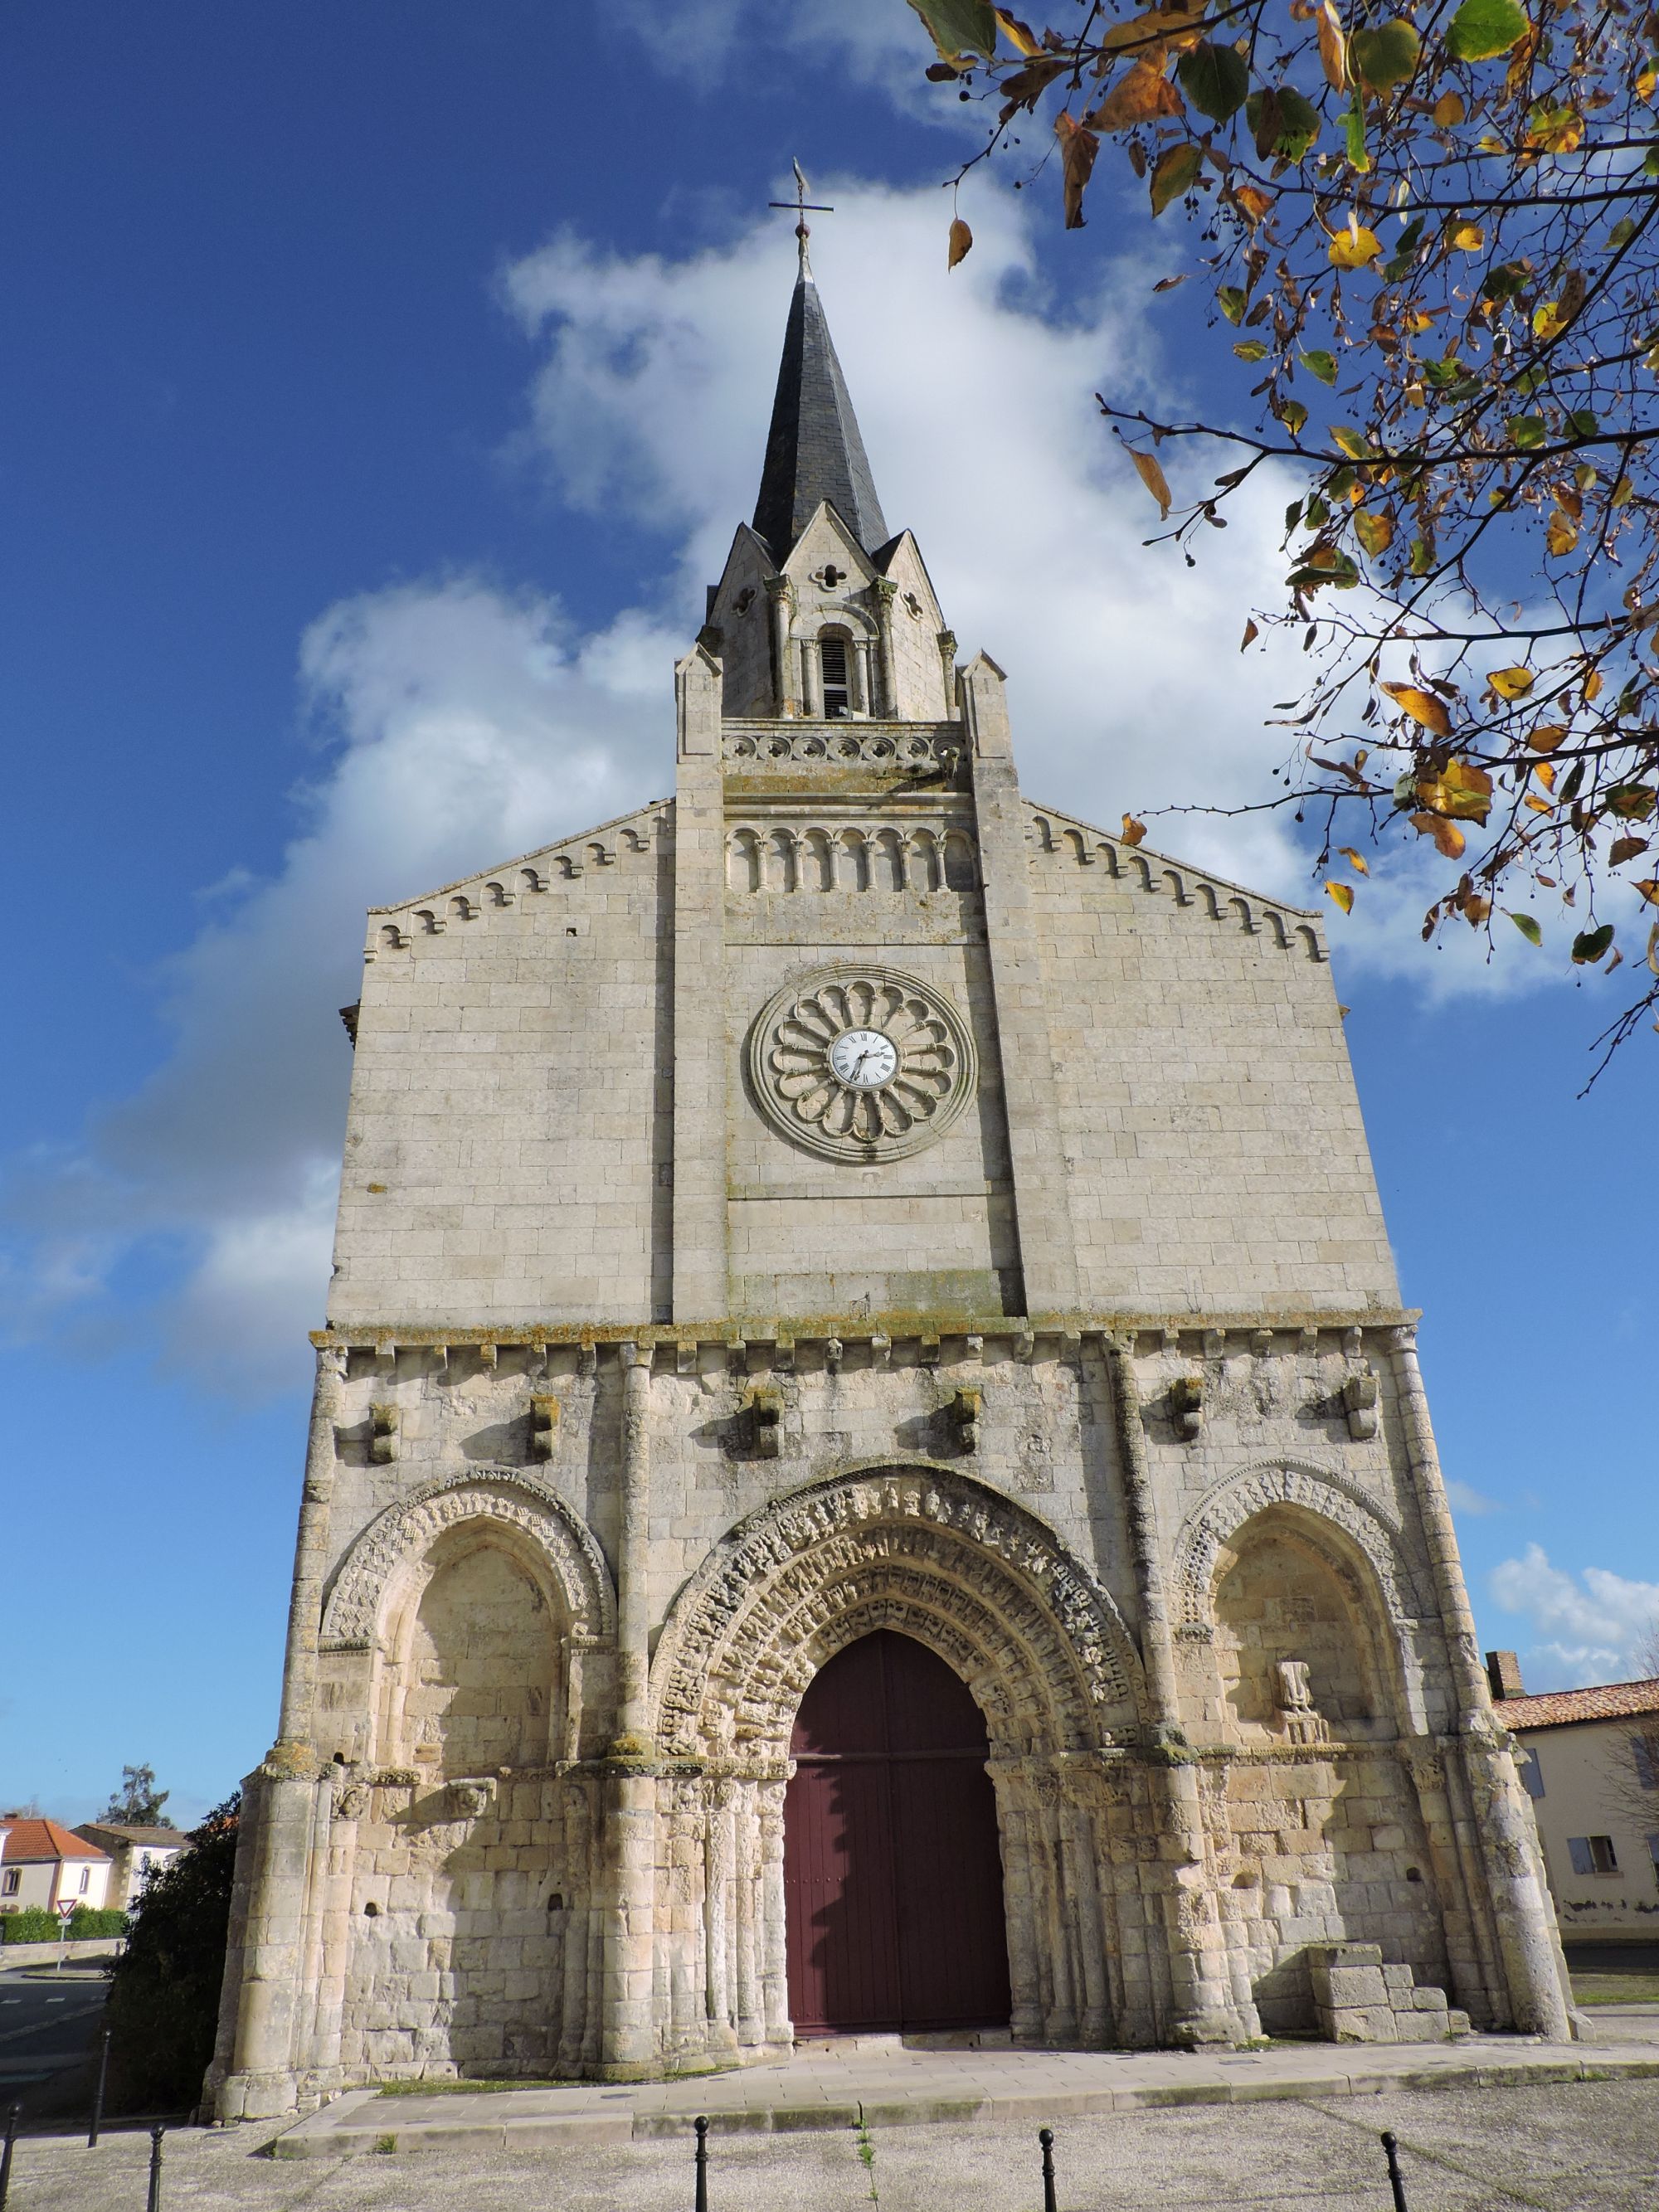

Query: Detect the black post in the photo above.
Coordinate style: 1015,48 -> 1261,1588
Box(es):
0,2103 -> 19,2212
1380,2130 -> 1408,2212
88,2027 -> 111,2147
146,2124 -> 164,2212
693,2114 -> 709,2212
1039,2125 -> 1058,2212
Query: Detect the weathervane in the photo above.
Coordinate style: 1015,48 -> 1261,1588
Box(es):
769,158 -> 834,275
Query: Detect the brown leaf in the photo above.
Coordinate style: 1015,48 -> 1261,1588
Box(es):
1233,183 -> 1274,225
1608,835 -> 1650,867
948,216 -> 974,269
1127,444 -> 1173,517
1410,810 -> 1467,859
1053,110 -> 1102,226
1121,814 -> 1148,845
1380,680 -> 1452,737
1525,723 -> 1567,752
1090,56 -> 1183,129
1636,880 -> 1659,906
998,54 -> 1067,112
1316,1 -> 1348,89
1101,2 -> 1208,53
1239,619 -> 1259,651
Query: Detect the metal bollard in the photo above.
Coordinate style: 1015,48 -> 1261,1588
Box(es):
1039,2125 -> 1058,2212
146,2124 -> 164,2212
1380,2130 -> 1408,2212
693,2114 -> 709,2212
0,2103 -> 18,2212
89,2027 -> 111,2147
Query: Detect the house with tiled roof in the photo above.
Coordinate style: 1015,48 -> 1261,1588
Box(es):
0,1816 -> 113,1915
1488,1651 -> 1659,1950
72,1821 -> 185,1910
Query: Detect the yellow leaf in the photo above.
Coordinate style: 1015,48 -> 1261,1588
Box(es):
1234,184 -> 1273,224
1433,90 -> 1465,124
1523,793 -> 1554,814
1533,761 -> 1556,791
1355,509 -> 1394,557
1532,299 -> 1566,340
948,216 -> 974,269
1101,2 -> 1209,52
1381,680 -> 1452,737
1635,879 -> 1659,905
1450,221 -> 1486,250
1331,425 -> 1371,459
1091,56 -> 1184,129
1127,445 -> 1172,518
1410,811 -> 1467,858
1339,846 -> 1370,873
1527,722 -> 1566,751
1326,880 -> 1355,913
1328,221 -> 1383,270
1488,664 -> 1535,699
1121,813 -> 1148,845
1317,0 -> 1347,88
1403,309 -> 1436,333
1584,668 -> 1603,700
992,7 -> 1045,54
1545,513 -> 1579,557
1418,758 -> 1493,823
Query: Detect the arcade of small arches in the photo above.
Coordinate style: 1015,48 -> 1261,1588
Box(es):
726,822 -> 978,896
304,1461 -> 1475,2077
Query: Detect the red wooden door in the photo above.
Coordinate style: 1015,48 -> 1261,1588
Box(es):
783,1630 -> 1011,2034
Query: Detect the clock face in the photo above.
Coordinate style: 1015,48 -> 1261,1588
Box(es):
747,965 -> 979,1163
828,1028 -> 898,1088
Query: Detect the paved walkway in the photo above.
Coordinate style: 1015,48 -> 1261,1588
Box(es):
273,2025 -> 1659,2156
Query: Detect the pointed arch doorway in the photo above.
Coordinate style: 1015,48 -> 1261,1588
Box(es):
783,1630 -> 1012,2035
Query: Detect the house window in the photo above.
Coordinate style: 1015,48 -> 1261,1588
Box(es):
820,634 -> 850,719
2,1869 -> 17,1895
1518,1747 -> 1545,1798
78,1867 -> 90,1894
1632,1733 -> 1658,1790
1568,1835 -> 1619,1875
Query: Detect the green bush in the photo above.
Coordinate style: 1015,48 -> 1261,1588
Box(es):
105,1795 -> 238,2115
0,1905 -> 128,1942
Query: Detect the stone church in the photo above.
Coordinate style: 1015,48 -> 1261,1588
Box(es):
208,243 -> 1575,2121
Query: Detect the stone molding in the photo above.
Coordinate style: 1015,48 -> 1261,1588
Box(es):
649,1463 -> 1145,1759
319,1466 -> 616,1650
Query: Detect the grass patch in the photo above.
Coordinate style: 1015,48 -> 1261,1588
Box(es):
372,2076 -> 577,2097
1571,1972 -> 1659,2005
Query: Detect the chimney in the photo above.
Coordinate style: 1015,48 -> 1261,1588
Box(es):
1485,1650 -> 1525,1700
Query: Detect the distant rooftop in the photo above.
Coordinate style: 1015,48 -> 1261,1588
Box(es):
0,1817 -> 110,1864
1495,1676 -> 1659,1731
74,1821 -> 184,1849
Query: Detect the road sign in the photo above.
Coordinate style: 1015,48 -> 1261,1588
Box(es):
55,1899 -> 76,1922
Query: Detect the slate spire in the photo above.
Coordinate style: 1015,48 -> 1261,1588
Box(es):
752,245 -> 889,566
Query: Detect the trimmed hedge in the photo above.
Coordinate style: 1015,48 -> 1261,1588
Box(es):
1,1905 -> 129,1942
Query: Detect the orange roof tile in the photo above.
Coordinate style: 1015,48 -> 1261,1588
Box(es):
1495,1676 -> 1659,1731
0,1818 -> 111,1864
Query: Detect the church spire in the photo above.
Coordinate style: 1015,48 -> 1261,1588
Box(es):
751,254 -> 890,567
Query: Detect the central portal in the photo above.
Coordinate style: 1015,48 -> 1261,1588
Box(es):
782,1629 -> 1012,2035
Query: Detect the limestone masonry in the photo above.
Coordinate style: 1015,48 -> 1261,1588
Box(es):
208,246 -> 1579,2122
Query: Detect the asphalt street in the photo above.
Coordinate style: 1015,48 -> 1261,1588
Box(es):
0,1962 -> 109,2120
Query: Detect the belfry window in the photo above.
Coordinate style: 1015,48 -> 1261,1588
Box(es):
820,634 -> 850,719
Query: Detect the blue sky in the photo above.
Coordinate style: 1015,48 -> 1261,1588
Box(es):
4,2 -> 1655,1830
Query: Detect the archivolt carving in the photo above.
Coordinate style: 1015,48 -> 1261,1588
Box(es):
1173,1460 -> 1422,1628
320,1468 -> 615,1648
650,1466 -> 1144,1760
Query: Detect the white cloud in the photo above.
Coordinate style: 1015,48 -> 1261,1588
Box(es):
0,177 -> 1593,1389
1489,1544 -> 1659,1689
1446,1479 -> 1504,1518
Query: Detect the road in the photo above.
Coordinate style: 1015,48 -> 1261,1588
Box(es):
0,1960 -> 109,2119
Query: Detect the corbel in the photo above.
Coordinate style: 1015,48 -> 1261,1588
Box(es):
477,1341 -> 498,1373
529,1394 -> 561,1460
373,1341 -> 397,1381
1250,1329 -> 1273,1358
675,1337 -> 698,1378
965,1334 -> 985,1366
774,1334 -> 796,1374
727,1335 -> 749,1377
919,1334 -> 941,1369
1298,1325 -> 1320,1357
1343,1325 -> 1365,1362
1202,1328 -> 1226,1361
1168,1375 -> 1205,1441
1342,1369 -> 1379,1441
1012,1326 -> 1035,1363
942,1386 -> 981,1453
369,1403 -> 400,1463
825,1337 -> 844,1376
743,1384 -> 784,1460
870,1331 -> 892,1371
577,1336 -> 596,1378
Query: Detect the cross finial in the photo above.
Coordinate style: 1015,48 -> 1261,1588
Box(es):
768,158 -> 834,279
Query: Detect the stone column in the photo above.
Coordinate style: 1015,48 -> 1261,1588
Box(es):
758,1778 -> 791,2049
613,1343 -> 652,1752
671,645 -> 728,1322
1387,1328 -> 1574,2039
275,1342 -> 347,1754
873,577 -> 898,717
210,1757 -> 324,2118
850,639 -> 872,717
1106,1336 -> 1249,2046
960,654 -> 1081,1319
766,577 -> 798,716
800,635 -> 824,719
937,629 -> 958,717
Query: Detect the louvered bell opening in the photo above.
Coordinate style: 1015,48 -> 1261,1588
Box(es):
820,634 -> 850,719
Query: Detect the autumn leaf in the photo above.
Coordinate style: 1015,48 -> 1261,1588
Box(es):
1054,111 -> 1102,226
1526,723 -> 1567,752
1418,758 -> 1494,821
1339,846 -> 1370,873
991,7 -> 1044,54
1634,880 -> 1659,907
1355,509 -> 1394,557
998,54 -> 1068,110
906,0 -> 998,62
1410,810 -> 1467,858
1127,444 -> 1173,516
1350,17 -> 1421,89
1433,90 -> 1466,124
1092,58 -> 1184,130
1248,84 -> 1321,158
1545,513 -> 1579,557
1383,683 -> 1452,734
1608,784 -> 1657,820
1570,922 -> 1614,964
1301,348 -> 1340,383
948,216 -> 974,269
1446,0 -> 1530,62
1487,664 -> 1535,699
1177,40 -> 1248,121
1101,2 -> 1209,53
1608,835 -> 1650,866
1326,880 -> 1355,912
1150,139 -> 1204,214
1233,184 -> 1274,225
1317,0 -> 1347,89
1329,221 -> 1383,270
1240,619 -> 1259,651
1533,761 -> 1556,792
1121,814 -> 1149,845
1507,910 -> 1543,946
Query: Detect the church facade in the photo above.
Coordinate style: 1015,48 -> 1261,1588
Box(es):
208,253 -> 1575,2121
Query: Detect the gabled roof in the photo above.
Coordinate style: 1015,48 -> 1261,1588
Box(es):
752,269 -> 888,565
0,1818 -> 109,1864
1495,1676 -> 1659,1732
